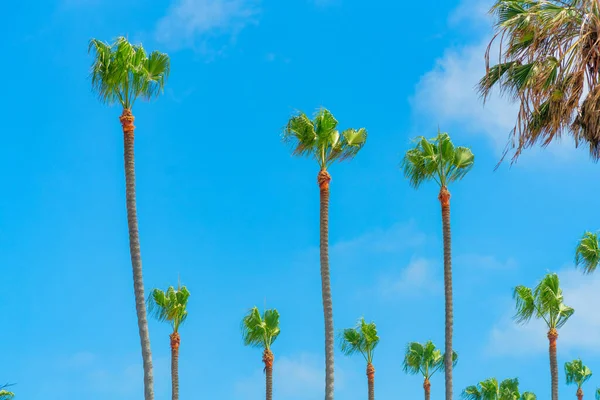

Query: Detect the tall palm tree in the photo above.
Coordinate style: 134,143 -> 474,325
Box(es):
339,318 -> 379,400
403,341 -> 458,400
479,0 -> 600,163
565,359 -> 593,400
148,284 -> 190,400
514,273 -> 574,400
401,131 -> 474,400
88,36 -> 170,400
462,377 -> 536,400
575,231 -> 600,273
242,307 -> 281,400
283,108 -> 367,400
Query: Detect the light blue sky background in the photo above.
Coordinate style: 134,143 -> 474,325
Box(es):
2,0 -> 600,399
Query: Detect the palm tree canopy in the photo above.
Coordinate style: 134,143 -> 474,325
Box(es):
0,388 -> 14,400
148,285 -> 190,332
575,231 -> 600,274
462,377 -> 527,400
521,392 -> 537,400
565,359 -> 593,388
480,0 -> 600,161
339,318 -> 379,364
88,36 -> 170,109
596,388 -> 600,400
241,307 -> 280,351
402,340 -> 458,379
282,108 -> 367,170
401,130 -> 474,189
513,273 -> 574,330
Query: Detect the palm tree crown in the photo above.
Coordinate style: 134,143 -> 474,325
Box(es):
242,307 -> 280,351
513,273 -> 574,329
403,341 -> 457,379
565,359 -> 592,389
282,108 -> 367,170
339,318 -> 379,364
401,131 -> 474,189
88,36 -> 170,109
480,0 -> 600,161
462,377 -> 536,400
575,231 -> 600,274
148,286 -> 190,333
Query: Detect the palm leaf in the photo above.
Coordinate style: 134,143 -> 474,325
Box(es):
575,231 -> 600,274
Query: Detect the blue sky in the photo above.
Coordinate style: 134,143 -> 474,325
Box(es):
3,0 -> 600,399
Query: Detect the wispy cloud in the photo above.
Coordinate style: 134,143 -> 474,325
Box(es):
155,0 -> 260,51
380,257 -> 443,298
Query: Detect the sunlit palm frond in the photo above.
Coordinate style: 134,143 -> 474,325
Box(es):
462,384 -> 483,400
0,389 -> 14,400
339,317 -> 379,364
147,285 -> 190,332
565,359 -> 593,388
241,307 -> 280,350
521,392 -> 537,400
575,231 -> 600,274
402,340 -> 453,379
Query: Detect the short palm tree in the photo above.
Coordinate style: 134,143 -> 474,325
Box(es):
403,341 -> 458,400
479,0 -> 600,163
148,285 -> 190,400
565,359 -> 592,400
339,318 -> 379,400
514,273 -> 574,400
462,377 -> 536,400
89,36 -> 170,400
402,130 -> 474,400
242,307 -> 281,400
575,232 -> 600,274
283,107 -> 367,400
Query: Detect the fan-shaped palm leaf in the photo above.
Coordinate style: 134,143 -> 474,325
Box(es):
339,318 -> 379,364
565,359 -> 592,388
242,307 -> 280,351
148,285 -> 190,333
575,231 -> 600,274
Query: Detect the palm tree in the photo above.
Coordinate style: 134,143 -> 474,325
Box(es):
403,341 -> 458,400
401,131 -> 474,400
514,273 -> 574,400
479,0 -> 600,163
283,107 -> 367,400
242,307 -> 281,400
148,284 -> 190,400
339,318 -> 379,400
88,36 -> 169,400
575,232 -> 600,273
462,377 -> 536,400
565,359 -> 593,400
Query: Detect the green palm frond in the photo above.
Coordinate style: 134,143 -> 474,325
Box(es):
575,231 -> 600,274
402,340 -> 456,379
596,387 -> 600,400
0,390 -> 14,400
401,130 -> 474,189
514,273 -> 573,330
521,392 -> 537,400
283,108 -> 367,170
565,359 -> 592,388
88,36 -> 170,109
147,285 -> 190,332
241,307 -> 280,351
462,377 -> 523,400
462,385 -> 483,400
339,317 -> 379,364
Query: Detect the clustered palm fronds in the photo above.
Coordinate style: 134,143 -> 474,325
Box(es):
481,0 -> 600,161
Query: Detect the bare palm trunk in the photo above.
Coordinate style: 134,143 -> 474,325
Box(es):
366,363 -> 375,400
577,387 -> 583,400
318,170 -> 335,400
439,186 -> 453,400
120,109 -> 154,400
548,329 -> 559,400
263,349 -> 274,400
170,332 -> 180,400
424,378 -> 431,400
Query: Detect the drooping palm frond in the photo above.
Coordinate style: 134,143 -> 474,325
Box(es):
241,307 -> 280,351
575,231 -> 600,274
462,377 -> 524,400
88,36 -> 170,109
339,317 -> 379,364
480,0 -> 600,162
565,359 -> 593,388
401,130 -> 474,189
147,285 -> 190,332
402,340 -> 458,379
0,389 -> 14,400
283,108 -> 367,169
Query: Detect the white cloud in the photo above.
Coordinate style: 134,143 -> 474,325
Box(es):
234,353 -> 346,400
456,253 -> 517,270
155,0 -> 260,51
487,268 -> 600,356
380,257 -> 442,298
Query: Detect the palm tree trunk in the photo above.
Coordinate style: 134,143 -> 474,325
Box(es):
548,328 -> 559,400
577,387 -> 583,400
424,378 -> 431,400
170,332 -> 180,400
263,349 -> 274,400
366,363 -> 375,400
120,109 -> 154,400
318,169 -> 335,400
439,186 -> 453,400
